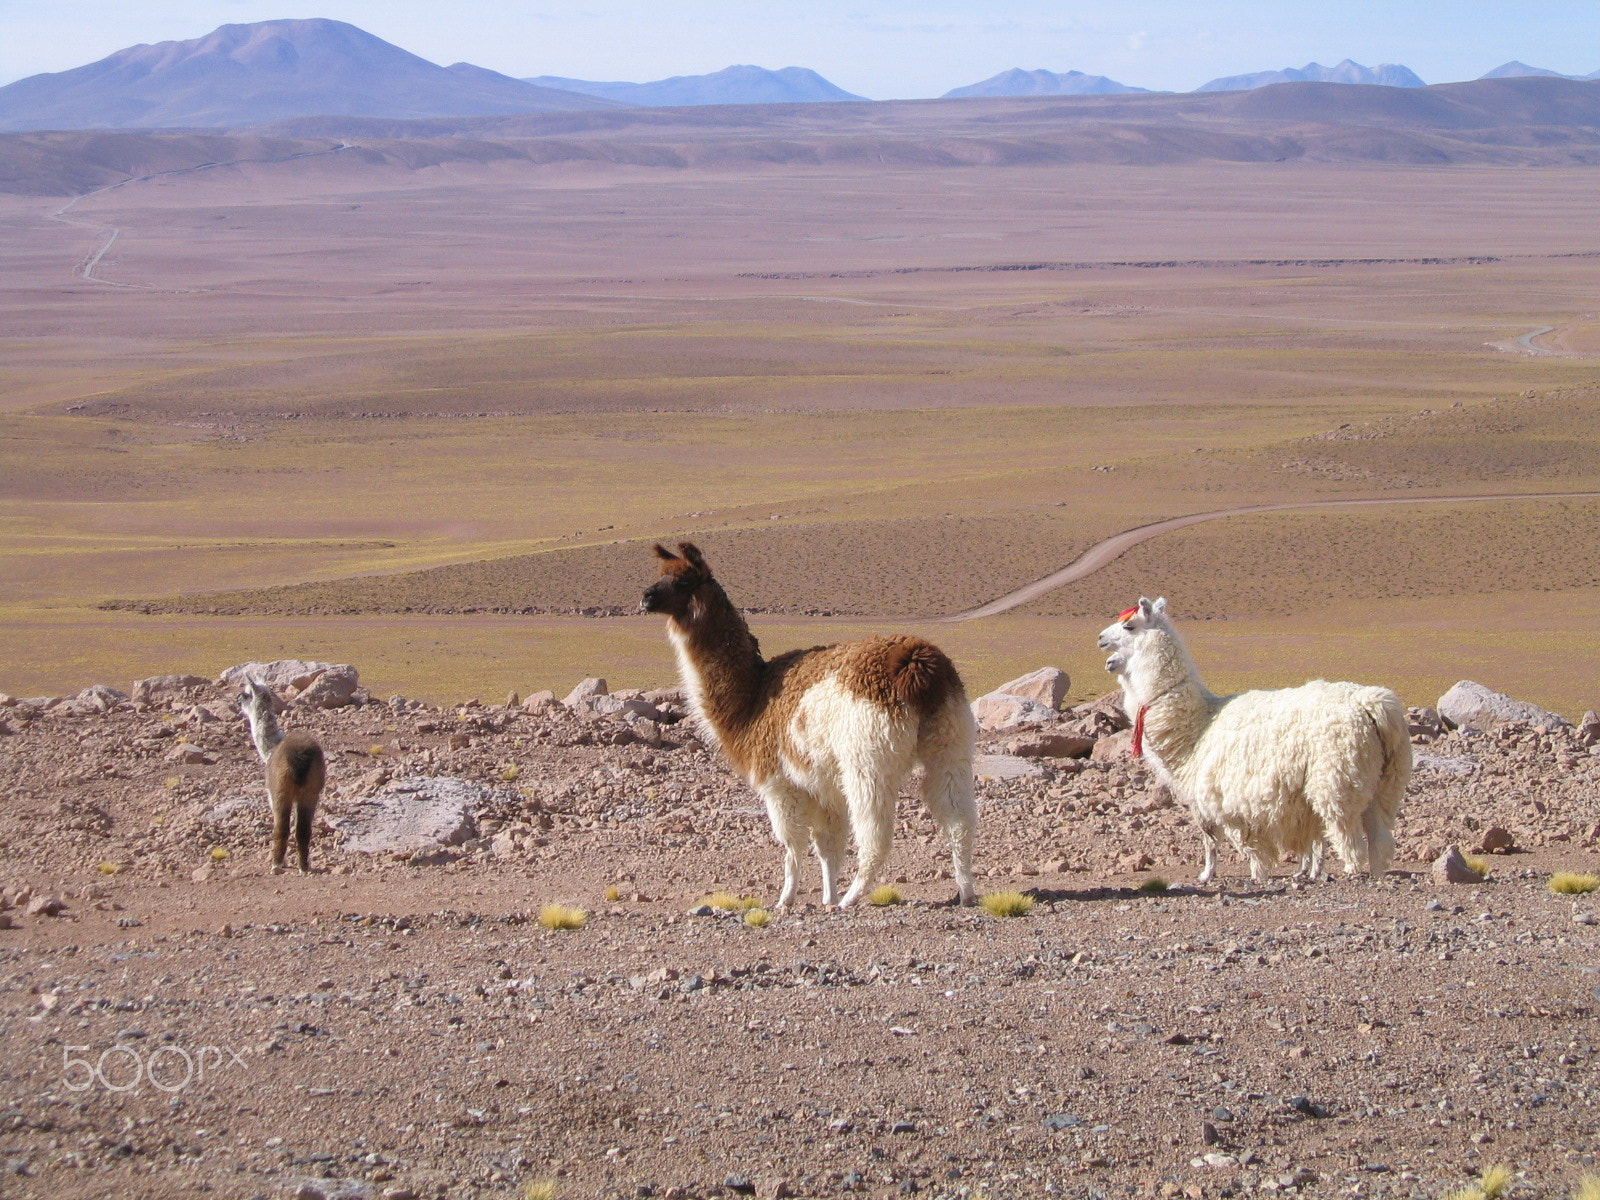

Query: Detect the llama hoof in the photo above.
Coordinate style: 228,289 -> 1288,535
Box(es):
270,864 -> 287,876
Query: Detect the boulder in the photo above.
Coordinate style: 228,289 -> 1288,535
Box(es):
329,776 -> 506,855
1580,711 -> 1600,747
219,659 -> 335,693
1006,733 -> 1095,759
974,754 -> 1046,781
72,684 -> 128,713
971,693 -> 1055,731
1069,691 -> 1131,732
1406,706 -> 1442,739
1436,680 -> 1569,732
1431,845 -> 1484,884
1479,826 -> 1516,854
562,677 -> 609,710
991,667 -> 1071,710
590,694 -> 661,721
131,674 -> 211,706
522,690 -> 558,711
294,665 -> 361,709
1091,730 -> 1135,761
165,742 -> 214,765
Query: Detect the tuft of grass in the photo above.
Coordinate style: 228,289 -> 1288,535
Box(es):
1550,872 -> 1600,896
537,903 -> 586,931
163,776 -> 181,790
524,1182 -> 557,1200
979,891 -> 1034,918
97,861 -> 121,875
209,846 -> 229,862
1138,876 -> 1170,893
744,908 -> 771,928
499,763 -> 520,783
367,743 -> 385,757
868,884 -> 904,906
1479,1164 -> 1513,1199
1464,854 -> 1490,878
703,891 -> 762,911
1571,1173 -> 1600,1200
603,884 -> 621,903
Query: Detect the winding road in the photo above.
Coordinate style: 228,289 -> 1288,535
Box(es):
948,489 -> 1600,621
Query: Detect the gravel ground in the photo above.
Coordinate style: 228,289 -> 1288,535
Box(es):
1,685 -> 1598,1200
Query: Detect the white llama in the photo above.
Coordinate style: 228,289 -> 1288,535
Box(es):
642,542 -> 978,908
1098,597 -> 1410,884
238,676 -> 327,874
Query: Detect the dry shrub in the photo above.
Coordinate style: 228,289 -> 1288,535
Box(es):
1549,872 -> 1599,895
1463,854 -> 1490,878
524,1182 -> 557,1200
1571,1173 -> 1600,1200
703,891 -> 762,911
868,884 -> 904,906
1137,876 -> 1169,893
979,891 -> 1034,918
603,884 -> 621,903
97,861 -> 121,875
209,846 -> 229,862
538,904 -> 587,931
744,908 -> 772,928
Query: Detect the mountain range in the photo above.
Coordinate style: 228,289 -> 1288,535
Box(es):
0,18 -> 621,132
942,69 -> 1151,99
523,66 -> 865,106
1195,60 -> 1425,93
1480,61 -> 1600,82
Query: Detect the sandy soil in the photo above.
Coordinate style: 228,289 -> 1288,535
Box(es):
2,679 -> 1599,1200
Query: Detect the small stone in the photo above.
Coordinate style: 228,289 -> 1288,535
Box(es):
191,866 -> 213,883
381,1190 -> 416,1200
1479,826 -> 1515,854
25,896 -> 63,917
294,1186 -> 328,1200
218,923 -> 234,938
1200,1121 -> 1220,1146
1091,730 -> 1134,761
165,742 -> 214,765
1432,845 -> 1484,884
562,677 -> 609,710
1211,1106 -> 1234,1122
722,1174 -> 755,1195
1202,1152 -> 1237,1167
687,904 -> 714,917
504,691 -> 520,708
1042,1113 -> 1081,1129
890,1120 -> 916,1134
758,1179 -> 793,1200
0,913 -> 13,930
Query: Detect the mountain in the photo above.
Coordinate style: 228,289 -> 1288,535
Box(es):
522,65 -> 867,106
1480,61 -> 1600,82
942,68 -> 1152,99
1196,59 -> 1425,93
0,18 -> 622,132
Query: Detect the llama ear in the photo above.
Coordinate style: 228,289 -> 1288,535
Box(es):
678,542 -> 707,570
1138,596 -> 1154,619
1152,597 -> 1168,616
652,543 -> 678,562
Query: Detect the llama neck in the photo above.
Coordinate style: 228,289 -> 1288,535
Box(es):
668,585 -> 765,744
245,707 -> 284,764
1125,626 -> 1218,773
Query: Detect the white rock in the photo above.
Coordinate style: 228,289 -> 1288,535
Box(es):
974,754 -> 1046,781
131,674 -> 211,706
72,684 -> 128,713
329,776 -> 505,855
991,667 -> 1070,709
1436,679 -> 1569,732
971,693 -> 1056,731
562,677 -> 609,710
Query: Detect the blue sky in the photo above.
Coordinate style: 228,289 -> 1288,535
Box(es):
2,1 -> 1597,96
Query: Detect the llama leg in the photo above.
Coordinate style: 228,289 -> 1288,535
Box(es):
270,793 -> 291,874
838,767 -> 898,909
1362,803 -> 1395,880
917,713 -> 978,906
811,807 -> 848,907
759,783 -> 809,910
295,800 -> 315,874
1196,826 -> 1219,886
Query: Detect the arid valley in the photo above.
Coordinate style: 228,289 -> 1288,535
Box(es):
3,88 -> 1600,1200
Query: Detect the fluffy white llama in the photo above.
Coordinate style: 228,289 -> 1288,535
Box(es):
1098,597 -> 1410,884
642,542 -> 978,908
238,676 -> 327,874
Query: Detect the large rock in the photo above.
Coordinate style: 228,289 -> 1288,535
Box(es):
974,754 -> 1046,781
971,693 -> 1055,731
1091,730 -> 1135,761
131,674 -> 211,706
1436,680 -> 1569,732
991,667 -> 1071,710
1431,844 -> 1484,884
329,776 -> 506,855
1068,691 -> 1131,733
71,684 -> 128,713
1580,711 -> 1600,747
563,677 -> 609,710
1006,732 -> 1095,759
219,660 -> 360,708
590,694 -> 661,721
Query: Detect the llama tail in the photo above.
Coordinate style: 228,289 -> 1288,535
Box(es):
883,638 -> 965,715
1362,689 -> 1412,878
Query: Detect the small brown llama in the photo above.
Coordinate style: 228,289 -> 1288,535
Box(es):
642,542 -> 978,908
238,676 -> 326,874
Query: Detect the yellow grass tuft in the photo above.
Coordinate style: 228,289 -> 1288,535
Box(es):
744,908 -> 771,928
537,904 -> 587,931
1479,1164 -> 1513,1199
1571,1173 -> 1600,1200
1464,854 -> 1490,878
97,861 -> 121,875
868,884 -> 904,906
1549,872 -> 1600,895
499,763 -> 520,783
703,891 -> 762,911
367,744 -> 386,757
603,884 -> 621,903
163,776 -> 181,790
979,891 -> 1034,918
1138,876 -> 1170,893
209,846 -> 229,862
524,1182 -> 558,1200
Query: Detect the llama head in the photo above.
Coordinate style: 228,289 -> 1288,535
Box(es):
1097,596 -> 1169,675
237,675 -> 279,723
641,542 -> 716,622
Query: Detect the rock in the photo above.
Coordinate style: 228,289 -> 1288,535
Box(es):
973,754 -> 1046,781
0,692 -> 13,706
642,687 -> 685,706
489,833 -> 518,858
1119,852 -> 1155,872
1007,732 -> 1095,759
1406,706 -> 1442,739
723,1174 -> 755,1195
72,684 -> 128,713
295,665 -> 361,709
1436,679 -> 1569,732
25,896 -> 64,917
191,866 -> 213,883
1479,826 -> 1516,854
562,677 -> 609,709
1432,845 -> 1484,884
130,674 -> 211,706
991,667 -> 1071,709
329,776 -> 503,855
1580,711 -> 1600,746
971,693 -> 1055,731
0,913 -> 13,930
1201,1121 -> 1220,1146
1042,1113 -> 1082,1130
591,694 -> 661,720
523,690 -> 559,711
293,1186 -> 328,1200
758,1179 -> 794,1200
1091,730 -> 1134,761
165,742 -> 214,765
1212,1107 -> 1234,1122
1072,690 -> 1131,730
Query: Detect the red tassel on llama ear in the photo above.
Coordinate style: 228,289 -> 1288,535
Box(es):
1116,606 -> 1139,622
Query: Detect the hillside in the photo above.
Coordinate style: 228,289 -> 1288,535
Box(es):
0,18 -> 621,132
523,65 -> 866,106
943,68 -> 1153,98
1197,59 -> 1425,92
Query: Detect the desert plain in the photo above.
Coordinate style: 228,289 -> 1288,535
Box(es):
2,94 -> 1600,1200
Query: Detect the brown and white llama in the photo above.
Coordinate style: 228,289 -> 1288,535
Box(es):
238,676 -> 327,874
642,542 -> 978,908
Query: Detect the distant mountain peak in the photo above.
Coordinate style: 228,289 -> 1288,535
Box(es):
1195,59 -> 1424,93
1479,60 -> 1600,81
942,68 -> 1153,99
523,65 -> 867,107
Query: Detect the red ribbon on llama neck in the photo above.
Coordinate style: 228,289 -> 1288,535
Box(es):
1132,704 -> 1148,757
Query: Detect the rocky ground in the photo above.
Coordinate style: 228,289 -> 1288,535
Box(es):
1,668 -> 1599,1200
